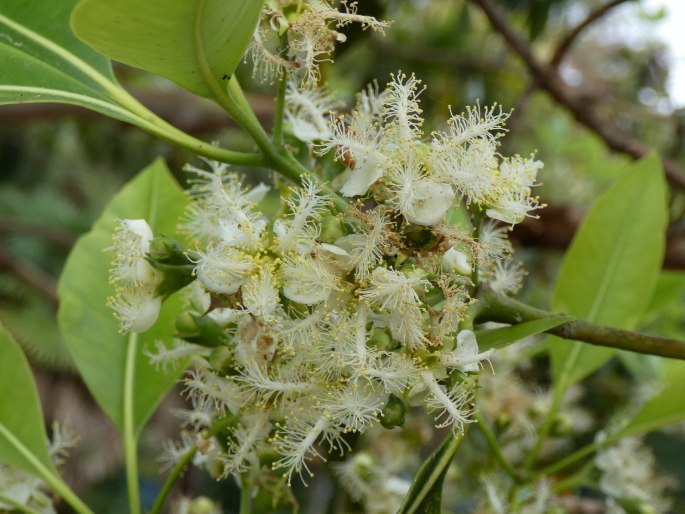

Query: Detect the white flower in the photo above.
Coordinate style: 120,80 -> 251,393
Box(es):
281,252 -> 339,305
445,102 -> 510,146
432,138 -> 500,204
322,381 -> 384,432
401,179 -> 454,226
318,111 -> 390,197
241,266 -> 281,323
221,413 -> 271,477
275,178 -> 328,253
109,219 -> 157,285
478,219 -> 511,262
388,308 -> 428,351
285,80 -> 339,142
420,369 -> 474,430
193,243 -> 255,295
108,285 -> 162,333
485,259 -> 526,296
486,189 -> 543,225
439,330 -> 494,373
383,72 -> 425,141
442,247 -> 472,276
272,416 -> 333,485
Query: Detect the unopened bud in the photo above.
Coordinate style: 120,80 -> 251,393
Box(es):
319,215 -> 345,243
381,394 -> 406,429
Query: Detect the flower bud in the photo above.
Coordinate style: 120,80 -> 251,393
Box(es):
367,327 -> 398,351
175,314 -> 230,347
381,394 -> 406,429
442,247 -> 472,276
188,496 -> 220,514
148,236 -> 189,265
318,214 -> 345,243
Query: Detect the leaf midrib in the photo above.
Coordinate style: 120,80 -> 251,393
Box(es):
583,183 -> 641,323
0,12 -> 119,98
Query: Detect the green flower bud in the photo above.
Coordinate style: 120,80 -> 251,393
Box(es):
176,313 -> 231,348
381,394 -> 406,429
367,327 -> 398,351
189,497 -> 220,514
319,214 -> 345,243
148,236 -> 189,265
208,346 -> 236,374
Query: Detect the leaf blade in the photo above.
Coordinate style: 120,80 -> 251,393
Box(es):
57,159 -> 189,433
550,154 -> 668,387
71,0 -> 263,98
0,324 -> 56,477
476,316 -> 570,351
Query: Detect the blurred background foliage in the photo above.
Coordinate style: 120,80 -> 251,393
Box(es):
1,0 -> 685,512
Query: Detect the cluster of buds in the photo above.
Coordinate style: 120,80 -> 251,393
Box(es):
107,75 -> 543,485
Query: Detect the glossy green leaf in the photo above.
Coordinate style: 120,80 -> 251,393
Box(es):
57,159 -> 188,434
476,316 -> 570,351
397,430 -> 465,514
619,360 -> 685,438
0,0 -> 146,124
71,0 -> 263,98
550,154 -> 667,389
0,323 -> 55,477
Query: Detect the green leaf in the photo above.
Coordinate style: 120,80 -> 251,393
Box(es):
0,0 -> 149,125
476,316 -> 570,350
550,154 -> 667,389
397,430 -> 465,514
71,0 -> 263,98
0,323 -> 56,477
619,360 -> 685,437
57,159 -> 189,434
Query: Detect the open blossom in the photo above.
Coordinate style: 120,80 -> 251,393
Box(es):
107,219 -> 163,333
310,74 -> 544,227
107,69 -> 543,486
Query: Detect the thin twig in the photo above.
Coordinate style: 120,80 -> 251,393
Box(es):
469,0 -> 685,191
478,291 -> 685,360
550,0 -> 632,68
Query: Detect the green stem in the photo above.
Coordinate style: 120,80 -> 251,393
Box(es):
473,411 -> 523,483
239,474 -> 253,514
149,447 -> 198,514
523,392 -> 561,470
477,291 -> 685,469
549,460 -> 595,493
0,427 -> 95,514
149,417 -> 238,514
477,291 -> 685,360
191,5 -> 348,210
539,439 -> 603,477
272,67 -> 288,147
469,208 -> 484,291
124,333 -> 141,514
0,494 -> 43,514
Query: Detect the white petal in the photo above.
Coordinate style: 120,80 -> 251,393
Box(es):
442,247 -> 472,275
340,159 -> 384,197
402,181 -> 454,226
130,296 -> 163,333
455,330 -> 480,372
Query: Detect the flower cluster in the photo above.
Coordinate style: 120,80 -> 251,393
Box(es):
107,76 -> 543,486
250,1 -> 389,86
